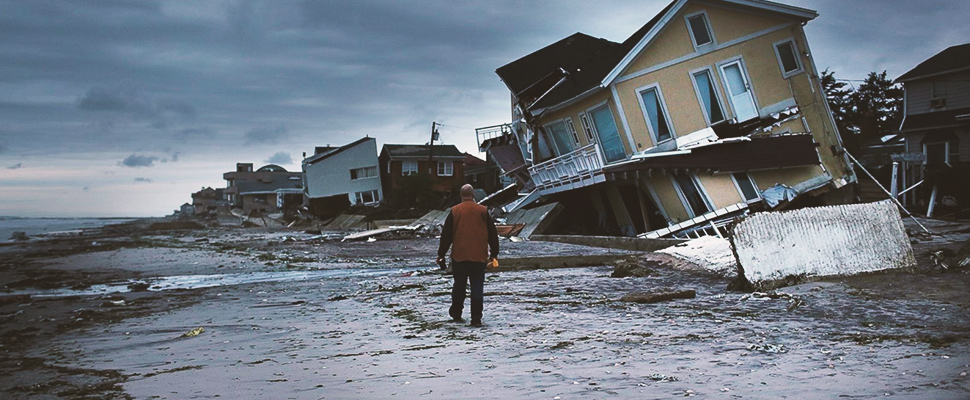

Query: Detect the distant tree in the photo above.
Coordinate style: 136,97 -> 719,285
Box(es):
820,68 -> 854,135
820,68 -> 859,153
849,70 -> 903,140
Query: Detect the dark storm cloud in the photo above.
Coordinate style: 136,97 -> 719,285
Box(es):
119,154 -> 159,168
244,125 -> 288,146
264,152 -> 292,165
7,163 -> 23,170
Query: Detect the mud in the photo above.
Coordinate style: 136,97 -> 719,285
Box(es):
1,219 -> 969,399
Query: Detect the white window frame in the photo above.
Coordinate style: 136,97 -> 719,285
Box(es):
401,160 -> 418,176
437,161 -> 453,176
670,172 -> 714,219
354,190 -> 380,205
565,117 -> 580,145
922,142 -> 951,165
772,38 -> 804,78
636,82 -> 676,145
579,113 -> 596,142
350,166 -> 378,180
689,66 -> 728,126
685,11 -> 717,51
730,172 -> 761,203
584,100 -> 628,164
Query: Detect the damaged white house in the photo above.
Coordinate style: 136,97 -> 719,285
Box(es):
476,0 -> 856,238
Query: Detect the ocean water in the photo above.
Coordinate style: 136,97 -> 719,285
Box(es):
0,217 -> 136,242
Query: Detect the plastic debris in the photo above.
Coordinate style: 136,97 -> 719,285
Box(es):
181,327 -> 205,338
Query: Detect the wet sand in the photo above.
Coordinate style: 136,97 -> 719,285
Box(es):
1,220 -> 969,399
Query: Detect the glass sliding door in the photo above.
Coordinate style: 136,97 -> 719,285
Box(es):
589,104 -> 626,163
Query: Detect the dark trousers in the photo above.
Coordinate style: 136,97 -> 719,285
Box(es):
450,261 -> 486,322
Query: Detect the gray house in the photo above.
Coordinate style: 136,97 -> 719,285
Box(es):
896,42 -> 970,214
302,137 -> 383,218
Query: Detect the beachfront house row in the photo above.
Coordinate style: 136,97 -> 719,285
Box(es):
301,137 -> 384,218
379,144 -> 466,200
476,0 -> 855,238
895,42 -> 970,214
223,163 -> 303,214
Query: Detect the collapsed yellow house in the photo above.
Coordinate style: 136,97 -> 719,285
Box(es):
477,0 -> 856,238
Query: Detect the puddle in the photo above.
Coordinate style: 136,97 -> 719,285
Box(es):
2,265 -> 438,298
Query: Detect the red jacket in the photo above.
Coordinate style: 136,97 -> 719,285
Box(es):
438,199 -> 499,263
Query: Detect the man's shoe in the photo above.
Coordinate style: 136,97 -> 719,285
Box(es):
470,320 -> 483,327
451,316 -> 465,323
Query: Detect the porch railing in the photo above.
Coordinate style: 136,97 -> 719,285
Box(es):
528,143 -> 606,194
475,123 -> 513,151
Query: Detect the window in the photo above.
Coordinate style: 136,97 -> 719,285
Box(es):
931,81 -> 947,109
350,166 -> 377,180
355,190 -> 380,205
543,120 -> 575,155
588,104 -> 626,163
673,173 -> 711,217
773,39 -> 803,78
691,69 -> 726,125
732,172 -> 760,202
924,142 -> 951,165
638,86 -> 674,143
401,160 -> 418,175
686,12 -> 715,49
565,118 -> 580,145
580,114 -> 595,142
437,161 -> 453,176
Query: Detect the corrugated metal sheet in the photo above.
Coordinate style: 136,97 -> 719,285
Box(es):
732,200 -> 915,287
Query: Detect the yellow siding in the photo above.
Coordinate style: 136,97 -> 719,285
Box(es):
749,165 -> 825,190
696,173 -> 743,209
704,4 -> 789,44
647,174 -> 689,222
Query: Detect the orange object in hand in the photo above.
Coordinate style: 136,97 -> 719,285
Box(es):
487,257 -> 499,271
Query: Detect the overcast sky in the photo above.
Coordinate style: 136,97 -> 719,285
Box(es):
1,0 -> 967,217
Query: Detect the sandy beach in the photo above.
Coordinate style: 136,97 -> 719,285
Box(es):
1,220 -> 969,399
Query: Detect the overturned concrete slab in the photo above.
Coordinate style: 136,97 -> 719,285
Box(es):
731,200 -> 916,290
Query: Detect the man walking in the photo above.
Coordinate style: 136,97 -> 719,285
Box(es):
437,184 -> 499,327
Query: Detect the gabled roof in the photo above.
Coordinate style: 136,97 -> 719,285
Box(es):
304,137 -> 374,165
381,144 -> 465,160
497,0 -> 817,113
896,42 -> 970,82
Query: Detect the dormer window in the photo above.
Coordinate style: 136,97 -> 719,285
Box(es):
686,11 -> 715,50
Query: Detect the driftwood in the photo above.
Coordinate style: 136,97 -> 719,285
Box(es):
620,289 -> 696,304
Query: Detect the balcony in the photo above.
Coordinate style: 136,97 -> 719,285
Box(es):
528,143 -> 607,195
475,123 -> 513,151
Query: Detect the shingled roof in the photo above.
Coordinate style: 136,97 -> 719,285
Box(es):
496,1 -> 675,113
381,144 -> 465,160
897,42 -> 970,82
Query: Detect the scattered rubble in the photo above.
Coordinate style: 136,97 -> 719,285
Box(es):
9,231 -> 29,241
610,257 -> 653,278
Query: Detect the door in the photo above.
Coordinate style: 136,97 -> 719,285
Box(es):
719,60 -> 758,122
589,104 -> 626,163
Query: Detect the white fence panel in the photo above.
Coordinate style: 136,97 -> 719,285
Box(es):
732,200 -> 915,287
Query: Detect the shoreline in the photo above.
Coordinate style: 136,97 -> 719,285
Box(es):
1,221 -> 969,398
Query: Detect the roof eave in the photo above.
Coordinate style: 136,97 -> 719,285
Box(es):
897,66 -> 970,83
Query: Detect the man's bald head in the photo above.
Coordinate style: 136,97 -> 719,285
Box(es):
460,184 -> 475,200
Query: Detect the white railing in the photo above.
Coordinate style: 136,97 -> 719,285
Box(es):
475,123 -> 513,150
528,143 -> 606,193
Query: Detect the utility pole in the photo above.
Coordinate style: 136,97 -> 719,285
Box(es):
429,121 -> 439,174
